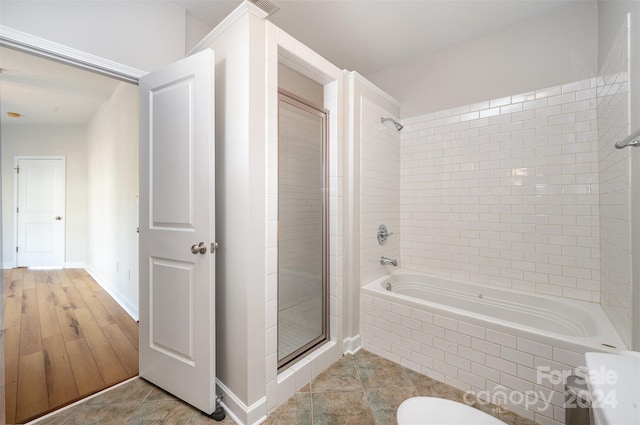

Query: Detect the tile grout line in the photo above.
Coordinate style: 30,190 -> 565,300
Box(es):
353,354 -> 380,425
353,356 -> 371,423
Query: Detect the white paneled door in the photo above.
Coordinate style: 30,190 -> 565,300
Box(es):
16,157 -> 66,268
138,49 -> 216,414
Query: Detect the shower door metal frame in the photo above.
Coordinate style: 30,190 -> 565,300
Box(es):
277,90 -> 330,370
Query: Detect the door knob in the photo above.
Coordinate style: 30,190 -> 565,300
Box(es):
191,242 -> 207,255
55,216 -> 63,220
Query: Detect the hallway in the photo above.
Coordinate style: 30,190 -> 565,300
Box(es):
3,268 -> 138,423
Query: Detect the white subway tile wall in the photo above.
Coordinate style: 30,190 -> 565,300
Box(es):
400,78 -> 601,303
361,294 -> 586,425
597,20 -> 632,348
360,98 -> 401,285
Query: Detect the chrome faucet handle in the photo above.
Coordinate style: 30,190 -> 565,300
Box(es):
377,224 -> 394,245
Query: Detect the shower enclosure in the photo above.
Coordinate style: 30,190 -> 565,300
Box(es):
277,91 -> 329,368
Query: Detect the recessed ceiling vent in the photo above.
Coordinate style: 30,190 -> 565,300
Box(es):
249,0 -> 280,16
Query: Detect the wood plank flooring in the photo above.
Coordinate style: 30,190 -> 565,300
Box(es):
3,268 -> 139,424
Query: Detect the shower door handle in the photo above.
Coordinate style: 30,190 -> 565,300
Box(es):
191,242 -> 207,255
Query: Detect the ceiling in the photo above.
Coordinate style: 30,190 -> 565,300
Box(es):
0,0 -> 573,126
0,46 -> 121,125
181,0 -> 573,76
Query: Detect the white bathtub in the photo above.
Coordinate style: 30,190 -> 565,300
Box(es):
364,270 -> 625,351
360,270 -> 626,424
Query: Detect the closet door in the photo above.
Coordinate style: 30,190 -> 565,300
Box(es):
15,157 -> 66,268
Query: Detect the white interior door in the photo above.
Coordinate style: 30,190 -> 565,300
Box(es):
16,157 -> 65,268
138,48 -> 216,414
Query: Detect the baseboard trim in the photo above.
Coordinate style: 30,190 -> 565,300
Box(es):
3,261 -> 84,270
28,266 -> 64,270
64,261 -> 87,268
343,334 -> 361,355
216,379 -> 267,425
84,266 -> 139,321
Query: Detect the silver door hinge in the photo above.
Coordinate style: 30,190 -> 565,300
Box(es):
15,166 -> 19,174
210,242 -> 219,254
16,246 -> 18,252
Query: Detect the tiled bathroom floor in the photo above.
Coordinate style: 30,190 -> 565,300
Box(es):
30,350 -> 537,425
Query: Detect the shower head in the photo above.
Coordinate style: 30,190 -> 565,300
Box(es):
381,117 -> 403,132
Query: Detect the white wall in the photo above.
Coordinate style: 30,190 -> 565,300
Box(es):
0,1 -> 187,72
195,9 -> 346,422
86,82 -> 139,318
400,78 -> 601,302
192,9 -> 268,424
1,125 -> 88,267
266,23 -> 345,416
367,1 -> 598,118
186,14 -> 213,54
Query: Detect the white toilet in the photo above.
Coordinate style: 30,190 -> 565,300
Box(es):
397,397 -> 509,425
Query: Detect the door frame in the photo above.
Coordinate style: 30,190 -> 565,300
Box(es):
0,26 -> 144,269
13,155 -> 66,268
1,23 -> 220,417
276,90 -> 330,369
0,23 -> 146,420
0,26 -> 145,84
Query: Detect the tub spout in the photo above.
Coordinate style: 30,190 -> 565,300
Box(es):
380,256 -> 398,267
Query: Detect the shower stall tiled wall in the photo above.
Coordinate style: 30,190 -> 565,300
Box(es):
359,73 -> 634,424
360,97 -> 401,285
357,63 -> 635,350
597,18 -> 632,348
400,78 -> 601,303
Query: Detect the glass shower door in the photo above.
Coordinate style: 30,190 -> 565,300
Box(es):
277,91 -> 328,368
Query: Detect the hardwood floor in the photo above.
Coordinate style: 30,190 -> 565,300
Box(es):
3,268 -> 139,424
